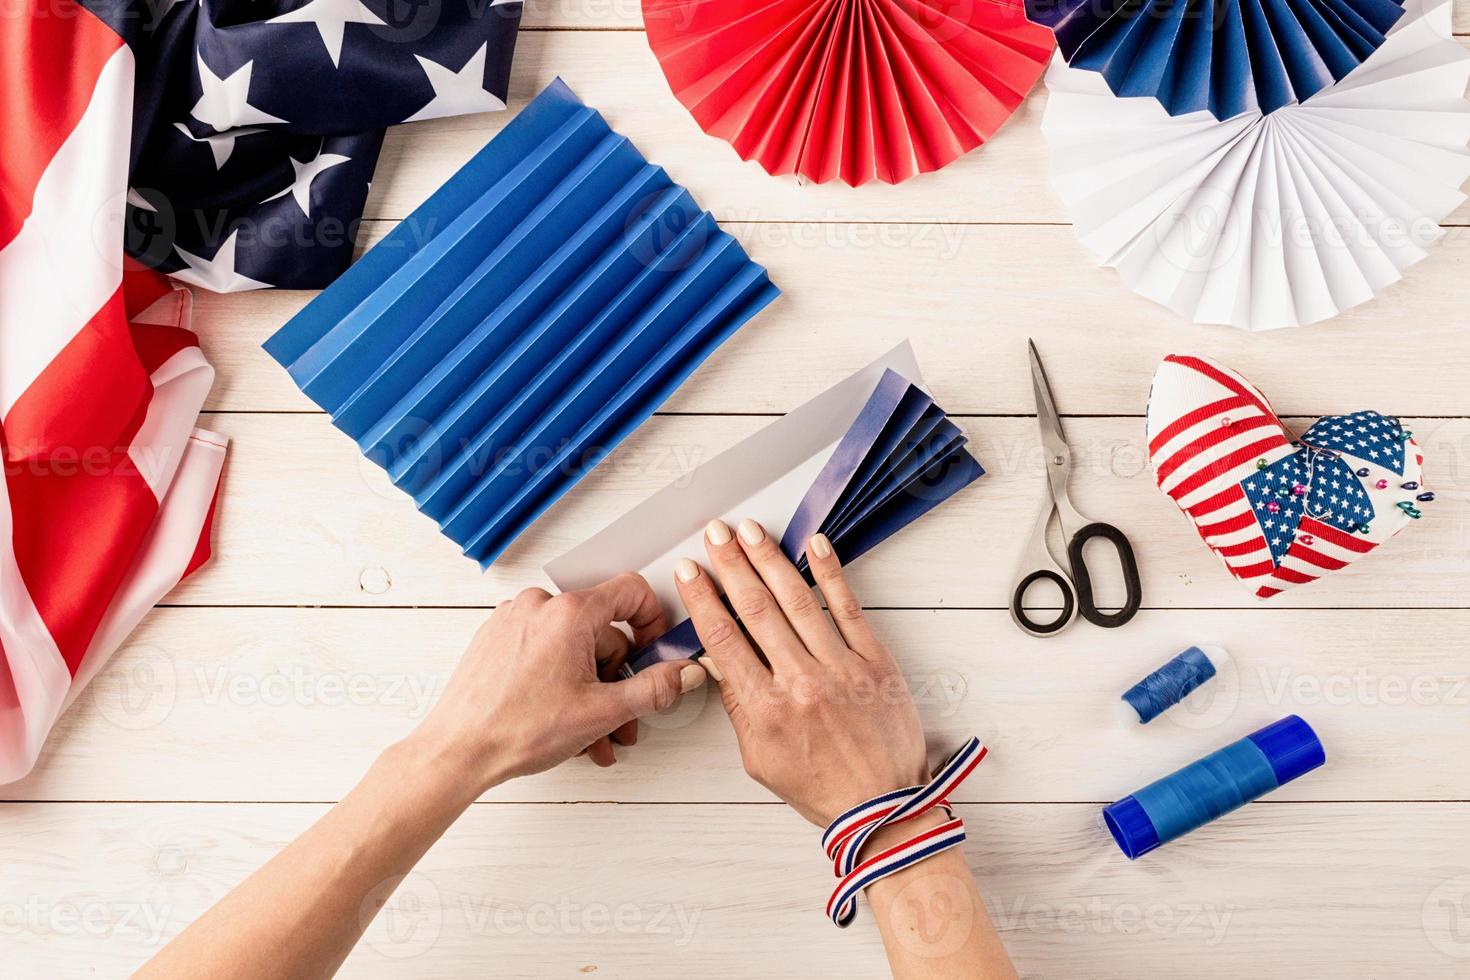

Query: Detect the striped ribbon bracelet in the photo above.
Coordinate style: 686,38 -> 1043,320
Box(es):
821,736 -> 988,927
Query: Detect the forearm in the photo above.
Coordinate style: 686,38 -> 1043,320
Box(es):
137,732 -> 488,980
862,813 -> 1018,980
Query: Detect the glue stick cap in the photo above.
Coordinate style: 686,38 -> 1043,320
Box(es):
1102,794 -> 1159,860
1246,714 -> 1325,786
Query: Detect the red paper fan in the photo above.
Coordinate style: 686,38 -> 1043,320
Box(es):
642,0 -> 1055,186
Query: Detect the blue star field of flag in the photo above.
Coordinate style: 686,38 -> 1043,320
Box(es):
1299,411 -> 1408,475
80,0 -> 522,290
1242,446 -> 1375,565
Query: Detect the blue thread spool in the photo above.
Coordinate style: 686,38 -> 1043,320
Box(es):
1121,646 -> 1218,724
1103,715 -> 1325,860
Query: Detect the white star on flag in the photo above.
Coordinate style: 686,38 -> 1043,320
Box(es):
406,42 -> 507,122
191,55 -> 287,131
267,0 -> 387,68
263,150 -> 353,217
173,121 -> 265,169
172,231 -> 271,292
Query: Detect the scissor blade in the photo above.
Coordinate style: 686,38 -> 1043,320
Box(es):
1028,339 -> 1068,458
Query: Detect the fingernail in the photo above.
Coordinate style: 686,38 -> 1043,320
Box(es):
679,663 -> 706,693
738,518 -> 765,546
675,558 -> 700,583
706,519 -> 732,546
810,533 -> 832,559
699,656 -> 724,682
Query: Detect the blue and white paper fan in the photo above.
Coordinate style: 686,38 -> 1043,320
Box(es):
265,79 -> 779,566
1041,0 -> 1470,330
1027,0 -> 1407,120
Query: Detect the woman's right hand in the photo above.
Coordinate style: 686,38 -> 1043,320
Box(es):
677,519 -> 1017,980
674,518 -> 930,828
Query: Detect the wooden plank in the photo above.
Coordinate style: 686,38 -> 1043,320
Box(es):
168,413 -> 1468,609
3,800 -> 1467,977
195,220 -> 1470,417
10,607 -> 1468,803
521,0 -> 644,29
520,0 -> 1470,31
357,32 -> 1470,226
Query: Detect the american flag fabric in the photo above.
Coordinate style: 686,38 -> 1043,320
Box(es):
1145,355 -> 1425,600
97,0 -> 520,291
1,0 -> 519,783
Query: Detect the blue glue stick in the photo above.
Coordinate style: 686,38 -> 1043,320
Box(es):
1103,715 -> 1325,860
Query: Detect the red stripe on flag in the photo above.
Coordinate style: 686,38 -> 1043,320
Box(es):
1168,435 -> 1290,502
3,443 -> 156,675
1147,395 -> 1250,457
132,321 -> 205,376
1187,484 -> 1247,519
122,256 -> 176,318
182,473 -> 224,581
1225,559 -> 1275,580
1155,413 -> 1278,484
0,637 -> 15,711
1273,566 -> 1320,584
1291,547 -> 1350,572
1163,355 -> 1281,426
1216,539 -> 1265,558
1301,519 -> 1376,554
4,285 -> 152,463
1199,510 -> 1257,536
0,1 -> 123,249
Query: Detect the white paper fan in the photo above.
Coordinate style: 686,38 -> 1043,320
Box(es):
1041,0 -> 1470,330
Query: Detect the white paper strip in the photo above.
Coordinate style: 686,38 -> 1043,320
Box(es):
545,343 -> 922,623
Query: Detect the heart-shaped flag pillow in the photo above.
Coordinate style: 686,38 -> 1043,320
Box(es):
1146,355 -> 1427,599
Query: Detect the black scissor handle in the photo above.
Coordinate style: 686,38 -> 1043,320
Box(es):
1067,522 -> 1142,629
1010,568 -> 1076,636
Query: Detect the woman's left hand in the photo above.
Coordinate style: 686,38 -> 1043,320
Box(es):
412,573 -> 707,793
674,519 -> 929,827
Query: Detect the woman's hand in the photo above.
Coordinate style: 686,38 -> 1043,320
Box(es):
674,518 -> 928,827
412,573 -> 707,793
137,574 -> 707,980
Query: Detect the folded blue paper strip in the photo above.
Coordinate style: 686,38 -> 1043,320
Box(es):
624,369 -> 984,674
263,78 -> 780,567
1026,0 -> 1406,119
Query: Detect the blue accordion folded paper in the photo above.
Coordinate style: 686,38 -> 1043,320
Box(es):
779,370 -> 983,576
263,78 -> 779,567
544,345 -> 984,675
1026,0 -> 1406,119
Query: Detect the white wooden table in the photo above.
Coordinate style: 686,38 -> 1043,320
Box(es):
7,7 -> 1470,977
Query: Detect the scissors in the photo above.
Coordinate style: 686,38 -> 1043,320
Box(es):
1010,340 -> 1142,637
